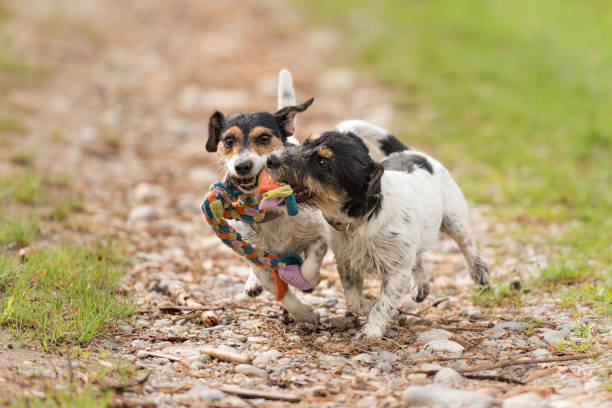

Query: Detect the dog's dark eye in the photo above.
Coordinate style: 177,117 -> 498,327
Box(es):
317,158 -> 328,168
256,134 -> 271,145
223,136 -> 235,148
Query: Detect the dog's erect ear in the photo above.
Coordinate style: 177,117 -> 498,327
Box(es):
206,111 -> 225,152
366,162 -> 384,197
274,97 -> 314,137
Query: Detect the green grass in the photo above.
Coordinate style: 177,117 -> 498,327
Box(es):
0,171 -> 44,204
9,386 -> 113,408
1,171 -> 85,221
0,242 -> 135,350
11,150 -> 35,166
298,0 -> 612,313
472,279 -> 523,310
539,261 -> 591,283
0,215 -> 41,247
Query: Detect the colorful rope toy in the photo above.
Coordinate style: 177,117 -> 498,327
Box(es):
201,170 -> 309,301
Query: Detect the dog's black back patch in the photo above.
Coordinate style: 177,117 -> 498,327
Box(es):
382,152 -> 434,174
380,134 -> 409,155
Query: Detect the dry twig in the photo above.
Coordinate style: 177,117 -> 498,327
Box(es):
200,346 -> 251,364
216,384 -> 301,402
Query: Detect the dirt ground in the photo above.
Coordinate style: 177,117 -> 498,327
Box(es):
1,0 -> 611,407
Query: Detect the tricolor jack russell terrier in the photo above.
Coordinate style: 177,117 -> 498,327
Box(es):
205,70 -> 328,325
266,127 -> 490,340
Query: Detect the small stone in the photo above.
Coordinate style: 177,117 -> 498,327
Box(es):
104,341 -> 118,351
421,363 -> 442,372
329,315 -> 357,329
377,362 -> 393,373
424,339 -> 464,354
221,330 -> 234,339
136,350 -> 149,359
527,336 -> 548,348
351,353 -> 374,365
384,328 -> 398,338
433,368 -> 466,387
290,374 -> 310,384
403,385 -> 493,407
380,397 -> 399,408
252,350 -> 281,368
117,325 -> 133,334
539,328 -> 566,345
378,350 -> 398,363
357,396 -> 377,407
199,354 -> 211,363
532,348 -> 551,358
246,336 -> 267,343
502,392 -> 544,408
184,384 -> 225,401
134,183 -> 167,201
417,329 -> 453,344
128,205 -> 157,222
235,364 -> 267,378
468,309 -> 484,320
495,321 -> 524,331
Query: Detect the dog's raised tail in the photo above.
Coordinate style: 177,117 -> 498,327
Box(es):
335,120 -> 408,156
278,68 -> 297,109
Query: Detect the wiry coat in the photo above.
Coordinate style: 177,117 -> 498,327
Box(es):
267,126 -> 490,340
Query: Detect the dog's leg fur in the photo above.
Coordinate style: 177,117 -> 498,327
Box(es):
338,262 -> 375,316
243,267 -> 264,297
410,255 -> 430,303
249,264 -> 319,324
357,255 -> 415,340
440,179 -> 490,286
300,237 -> 327,289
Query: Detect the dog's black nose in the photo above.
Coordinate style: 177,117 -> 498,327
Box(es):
267,154 -> 281,169
235,160 -> 253,176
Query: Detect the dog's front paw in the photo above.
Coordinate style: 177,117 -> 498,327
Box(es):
243,273 -> 263,298
292,307 -> 320,326
411,281 -> 430,303
353,323 -> 384,342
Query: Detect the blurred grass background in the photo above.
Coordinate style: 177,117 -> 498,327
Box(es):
297,0 -> 612,283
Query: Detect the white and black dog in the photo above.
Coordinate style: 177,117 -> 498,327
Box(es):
205,70 -> 328,324
266,127 -> 490,340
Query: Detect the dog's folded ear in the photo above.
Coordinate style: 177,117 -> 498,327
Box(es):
206,111 -> 225,152
367,162 -> 384,198
274,97 -> 314,137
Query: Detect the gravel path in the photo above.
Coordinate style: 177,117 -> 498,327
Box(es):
2,0 -> 611,407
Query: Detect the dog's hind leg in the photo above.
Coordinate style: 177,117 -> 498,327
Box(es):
250,265 -> 320,325
243,268 -> 263,298
410,255 -> 430,303
440,208 -> 490,286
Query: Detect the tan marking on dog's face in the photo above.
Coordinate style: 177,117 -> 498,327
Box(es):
302,174 -> 344,215
317,145 -> 334,158
217,126 -> 243,162
248,126 -> 284,155
305,133 -> 321,143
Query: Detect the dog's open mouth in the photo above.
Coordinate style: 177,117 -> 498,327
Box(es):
230,175 -> 258,191
291,185 -> 312,203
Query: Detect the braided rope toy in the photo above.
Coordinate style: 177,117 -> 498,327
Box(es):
201,171 -> 309,301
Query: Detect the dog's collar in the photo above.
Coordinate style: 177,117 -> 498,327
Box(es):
324,196 -> 381,236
